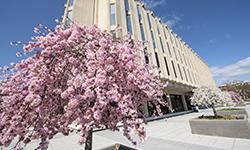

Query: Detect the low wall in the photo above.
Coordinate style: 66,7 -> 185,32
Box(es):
189,116 -> 250,139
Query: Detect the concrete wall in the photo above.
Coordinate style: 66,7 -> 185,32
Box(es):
189,117 -> 250,139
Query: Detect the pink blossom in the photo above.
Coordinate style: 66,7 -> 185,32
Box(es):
0,24 -> 166,149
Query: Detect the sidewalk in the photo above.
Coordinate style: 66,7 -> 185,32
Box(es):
13,106 -> 250,150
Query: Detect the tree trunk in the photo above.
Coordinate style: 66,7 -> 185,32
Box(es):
85,129 -> 93,150
211,104 -> 217,117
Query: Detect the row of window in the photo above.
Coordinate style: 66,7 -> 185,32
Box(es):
108,0 -> 200,85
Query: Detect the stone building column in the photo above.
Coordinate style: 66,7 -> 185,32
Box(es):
166,94 -> 173,113
181,95 -> 188,111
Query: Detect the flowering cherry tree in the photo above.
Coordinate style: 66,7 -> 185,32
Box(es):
190,86 -> 232,116
0,24 -> 166,150
228,91 -> 244,105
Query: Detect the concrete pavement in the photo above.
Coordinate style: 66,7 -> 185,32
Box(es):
5,105 -> 250,150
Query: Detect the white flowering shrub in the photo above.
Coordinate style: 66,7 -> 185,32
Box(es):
191,86 -> 233,116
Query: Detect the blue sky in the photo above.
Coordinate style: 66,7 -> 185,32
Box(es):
0,0 -> 249,85
143,0 -> 250,85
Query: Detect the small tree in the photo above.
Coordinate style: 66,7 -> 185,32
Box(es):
190,86 -> 231,117
0,24 -> 166,150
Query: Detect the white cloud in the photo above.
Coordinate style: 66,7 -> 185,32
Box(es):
143,0 -> 166,9
210,57 -> 250,85
165,15 -> 181,28
143,1 -> 189,31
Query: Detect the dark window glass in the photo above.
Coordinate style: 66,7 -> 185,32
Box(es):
110,4 -> 116,26
178,64 -> 183,80
147,13 -> 152,28
169,32 -> 173,44
167,42 -> 172,57
140,24 -> 145,41
171,61 -> 177,78
183,54 -> 187,66
125,0 -> 130,12
183,67 -> 188,81
178,50 -> 183,63
145,53 -> 149,64
151,32 -> 156,49
163,28 -> 168,39
111,30 -> 116,38
170,95 -> 184,112
173,47 -> 178,61
155,52 -> 160,68
126,15 -> 132,33
137,5 -> 141,20
164,57 -> 170,76
160,38 -> 164,53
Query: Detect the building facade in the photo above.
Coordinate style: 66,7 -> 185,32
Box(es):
63,0 -> 216,116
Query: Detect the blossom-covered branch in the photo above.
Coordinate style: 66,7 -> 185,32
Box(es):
0,24 -> 166,150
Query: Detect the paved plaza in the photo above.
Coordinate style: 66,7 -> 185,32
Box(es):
13,105 -> 250,150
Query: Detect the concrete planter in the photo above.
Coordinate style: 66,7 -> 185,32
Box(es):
217,109 -> 249,118
189,116 -> 250,139
100,144 -> 137,150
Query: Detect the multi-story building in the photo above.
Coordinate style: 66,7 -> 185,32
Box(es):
62,0 -> 216,116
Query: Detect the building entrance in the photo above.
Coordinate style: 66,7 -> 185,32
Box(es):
170,94 -> 184,112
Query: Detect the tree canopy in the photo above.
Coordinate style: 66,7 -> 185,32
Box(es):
0,25 -> 166,150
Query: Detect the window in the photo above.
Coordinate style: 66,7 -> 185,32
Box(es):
178,50 -> 183,64
140,24 -> 145,41
144,50 -> 149,64
111,30 -> 116,38
192,72 -> 196,84
157,25 -> 164,53
126,15 -> 132,33
159,37 -> 164,53
69,0 -> 74,6
164,57 -> 170,76
147,13 -> 152,28
175,38 -> 179,48
151,31 -> 156,49
171,61 -> 177,78
147,13 -> 156,49
173,47 -> 178,61
66,10 -> 73,25
167,42 -> 172,57
169,32 -> 173,44
137,6 -> 144,40
124,0 -> 132,34
183,54 -> 187,66
137,5 -> 141,20
125,0 -> 130,12
155,52 -> 160,68
178,64 -> 183,80
163,28 -> 168,39
188,70 -> 193,83
67,10 -> 72,19
183,67 -> 188,81
110,4 -> 116,26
